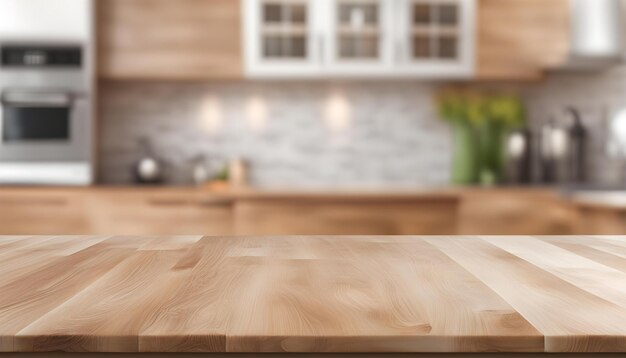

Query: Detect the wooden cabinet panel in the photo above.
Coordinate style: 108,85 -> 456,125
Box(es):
97,0 -> 243,80
0,188 -> 233,236
0,190 -> 90,235
476,0 -> 569,80
458,189 -> 575,235
234,198 -> 460,235
86,190 -> 233,235
0,188 -> 586,236
574,205 -> 626,235
96,0 -> 570,80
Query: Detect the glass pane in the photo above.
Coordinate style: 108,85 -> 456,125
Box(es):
287,36 -> 307,58
413,4 -> 431,24
290,4 -> 307,24
339,3 -> 378,27
263,4 -> 282,23
413,36 -> 431,58
336,1 -> 380,60
3,106 -> 70,141
263,35 -> 283,58
339,36 -> 356,58
360,36 -> 378,58
260,1 -> 309,60
437,4 -> 458,25
437,36 -> 457,59
339,35 -> 378,59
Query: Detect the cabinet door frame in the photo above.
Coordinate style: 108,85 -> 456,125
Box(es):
242,0 -> 477,79
395,0 -> 476,78
243,0 -> 324,78
323,0 -> 395,76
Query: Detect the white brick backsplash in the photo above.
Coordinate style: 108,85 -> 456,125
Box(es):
98,81 -> 451,187
98,72 -> 626,187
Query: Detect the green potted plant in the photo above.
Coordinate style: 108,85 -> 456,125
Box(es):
436,90 -> 480,184
436,90 -> 524,186
479,95 -> 525,185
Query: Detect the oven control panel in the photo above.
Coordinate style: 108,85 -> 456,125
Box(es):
0,45 -> 82,67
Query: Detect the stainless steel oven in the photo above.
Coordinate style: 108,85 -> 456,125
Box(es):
0,0 -> 94,185
2,92 -> 73,142
0,41 -> 94,185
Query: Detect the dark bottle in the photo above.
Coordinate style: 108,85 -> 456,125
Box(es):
566,107 -> 587,184
539,119 -> 566,184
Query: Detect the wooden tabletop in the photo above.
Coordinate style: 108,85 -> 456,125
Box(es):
2,235 -> 626,353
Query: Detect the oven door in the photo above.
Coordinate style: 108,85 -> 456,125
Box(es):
0,91 -> 91,162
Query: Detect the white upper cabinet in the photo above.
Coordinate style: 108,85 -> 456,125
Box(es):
396,0 -> 475,78
324,0 -> 395,75
243,0 -> 323,77
0,0 -> 92,41
243,0 -> 475,78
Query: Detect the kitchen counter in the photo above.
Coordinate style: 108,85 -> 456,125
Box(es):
2,235 -> 626,353
0,186 -> 614,236
0,185 -> 460,200
570,191 -> 626,210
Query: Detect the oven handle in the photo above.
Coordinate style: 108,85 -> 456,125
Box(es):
1,91 -> 72,106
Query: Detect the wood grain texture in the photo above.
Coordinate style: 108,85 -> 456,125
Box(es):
0,188 -> 462,236
426,236 -> 626,352
97,0 -> 243,80
0,188 -> 234,236
456,188 -> 576,235
0,190 -> 91,235
85,190 -> 234,236
574,204 -> 626,235
3,236 -> 626,352
476,0 -> 569,80
233,195 -> 460,235
0,187 -> 600,236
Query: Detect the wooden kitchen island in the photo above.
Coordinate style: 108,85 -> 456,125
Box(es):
2,235 -> 626,355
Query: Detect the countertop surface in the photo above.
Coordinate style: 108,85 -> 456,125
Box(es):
0,185 -> 559,203
571,191 -> 626,210
2,235 -> 626,353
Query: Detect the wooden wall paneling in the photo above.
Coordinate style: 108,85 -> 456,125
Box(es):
97,0 -> 243,80
476,0 -> 570,80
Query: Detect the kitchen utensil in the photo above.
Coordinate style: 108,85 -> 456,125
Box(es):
566,107 -> 587,183
229,158 -> 248,187
608,107 -> 626,183
133,138 -> 164,184
539,119 -> 568,183
191,155 -> 209,186
505,128 -> 533,184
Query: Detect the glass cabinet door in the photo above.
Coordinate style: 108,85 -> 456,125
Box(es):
327,0 -> 393,71
244,0 -> 475,78
397,0 -> 475,77
260,0 -> 310,61
408,0 -> 461,60
244,0 -> 321,77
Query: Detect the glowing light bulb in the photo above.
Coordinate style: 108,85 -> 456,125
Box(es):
198,95 -> 222,135
324,92 -> 351,134
246,95 -> 268,132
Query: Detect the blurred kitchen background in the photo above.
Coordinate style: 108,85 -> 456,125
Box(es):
0,0 -> 624,236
